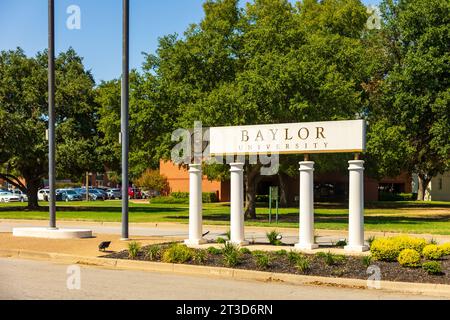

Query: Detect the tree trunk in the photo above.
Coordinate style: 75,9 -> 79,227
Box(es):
278,173 -> 288,207
417,174 -> 431,201
25,178 -> 40,209
244,165 -> 261,220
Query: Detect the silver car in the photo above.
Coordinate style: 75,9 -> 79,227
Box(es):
10,189 -> 28,202
0,191 -> 20,203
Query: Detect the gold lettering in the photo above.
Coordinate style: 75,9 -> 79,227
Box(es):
298,128 -> 309,140
316,127 -> 325,139
241,130 -> 249,142
285,128 -> 293,140
269,129 -> 278,140
255,130 -> 264,142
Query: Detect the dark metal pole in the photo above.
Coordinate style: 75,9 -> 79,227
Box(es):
48,0 -> 56,229
121,0 -> 130,240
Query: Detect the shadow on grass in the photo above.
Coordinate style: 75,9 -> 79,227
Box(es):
0,206 -> 186,214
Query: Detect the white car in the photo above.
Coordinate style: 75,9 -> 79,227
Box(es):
9,189 -> 28,202
0,191 -> 20,203
38,189 -> 50,201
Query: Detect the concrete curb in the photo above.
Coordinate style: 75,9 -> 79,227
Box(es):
1,249 -> 449,298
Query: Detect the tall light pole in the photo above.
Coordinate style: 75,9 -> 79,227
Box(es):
121,0 -> 130,240
48,0 -> 56,229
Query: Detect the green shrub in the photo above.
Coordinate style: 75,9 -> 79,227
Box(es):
216,237 -> 226,244
422,261 -> 443,275
145,245 -> 161,261
256,195 -> 269,202
439,243 -> 450,256
239,248 -> 251,255
335,239 -> 347,247
207,247 -> 222,255
266,230 -> 282,246
255,253 -> 271,270
192,250 -> 207,264
128,241 -> 141,259
202,192 -> 218,203
222,242 -> 241,267
287,251 -> 300,265
225,230 -> 231,240
150,196 -> 188,204
362,255 -> 373,267
422,244 -> 444,260
379,192 -> 415,201
371,236 -> 427,261
367,236 -> 376,249
315,251 -> 345,266
397,249 -> 421,267
274,249 -> 287,256
296,256 -> 311,273
162,244 -> 193,263
171,192 -> 190,199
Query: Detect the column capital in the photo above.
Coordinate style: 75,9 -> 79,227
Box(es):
230,162 -> 244,171
189,163 -> 202,173
348,160 -> 365,171
299,161 -> 315,172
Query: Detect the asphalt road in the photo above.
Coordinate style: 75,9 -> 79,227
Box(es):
0,258 -> 443,300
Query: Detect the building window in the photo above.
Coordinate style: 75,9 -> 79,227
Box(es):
438,178 -> 443,190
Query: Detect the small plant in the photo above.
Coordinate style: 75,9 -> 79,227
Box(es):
422,244 -> 444,260
222,242 -> 241,267
334,239 -> 347,247
362,255 -> 373,267
274,249 -> 287,256
315,251 -> 345,266
287,251 -> 300,265
216,237 -> 226,244
422,261 -> 443,275
192,250 -> 207,264
367,236 -> 376,248
162,244 -> 193,264
239,247 -> 251,255
145,244 -> 161,261
439,243 -> 450,256
128,241 -> 141,259
254,253 -> 271,270
428,238 -> 438,245
266,230 -> 282,246
207,246 -> 222,255
250,235 -> 256,245
225,230 -> 231,240
296,256 -> 311,273
397,249 -> 421,267
251,250 -> 266,256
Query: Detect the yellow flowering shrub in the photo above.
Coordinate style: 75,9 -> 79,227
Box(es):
439,243 -> 450,256
422,244 -> 444,260
371,236 -> 427,261
397,249 -> 421,267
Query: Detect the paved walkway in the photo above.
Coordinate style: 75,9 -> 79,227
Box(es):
0,258 -> 442,300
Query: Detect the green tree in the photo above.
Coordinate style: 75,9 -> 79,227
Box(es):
366,0 -> 450,200
0,48 -> 99,208
148,0 -> 376,218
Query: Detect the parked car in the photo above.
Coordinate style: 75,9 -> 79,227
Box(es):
9,189 -> 28,202
57,189 -> 82,202
106,188 -> 122,200
0,191 -> 20,203
88,189 -> 107,201
38,189 -> 50,201
128,187 -> 142,199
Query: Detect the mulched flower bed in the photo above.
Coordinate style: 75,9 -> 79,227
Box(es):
103,243 -> 450,285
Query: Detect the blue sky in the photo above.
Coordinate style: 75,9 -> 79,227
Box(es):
0,0 -> 379,83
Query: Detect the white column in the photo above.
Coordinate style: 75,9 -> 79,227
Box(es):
184,163 -> 206,245
345,160 -> 369,252
229,162 -> 248,246
295,161 -> 318,250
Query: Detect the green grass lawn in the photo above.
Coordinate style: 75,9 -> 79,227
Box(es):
0,200 -> 449,235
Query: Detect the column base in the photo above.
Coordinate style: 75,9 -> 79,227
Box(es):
294,243 -> 319,250
184,239 -> 207,246
227,240 -> 249,247
344,245 -> 369,252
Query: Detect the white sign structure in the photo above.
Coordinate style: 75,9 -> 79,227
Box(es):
209,120 -> 366,155
185,119 -> 369,253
